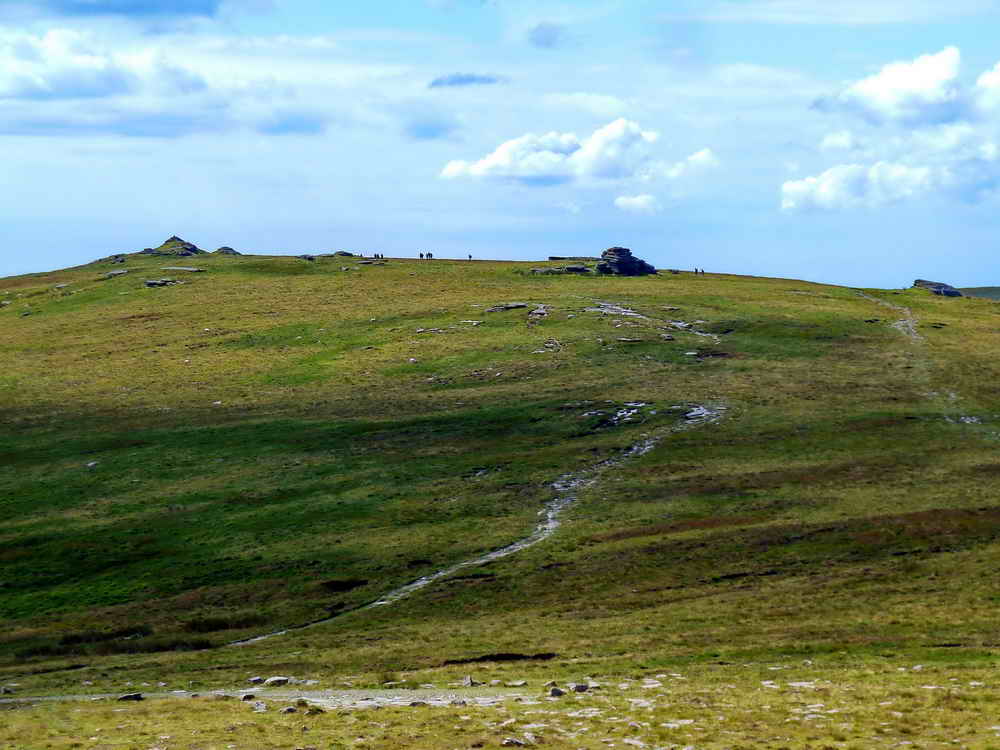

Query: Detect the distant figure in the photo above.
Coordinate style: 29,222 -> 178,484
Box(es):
426,252 -> 434,259
419,252 -> 424,259
468,254 -> 472,260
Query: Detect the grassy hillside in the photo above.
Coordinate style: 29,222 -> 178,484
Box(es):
4,251 -> 1000,745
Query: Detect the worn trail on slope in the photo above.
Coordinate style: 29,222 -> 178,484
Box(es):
230,404 -> 726,647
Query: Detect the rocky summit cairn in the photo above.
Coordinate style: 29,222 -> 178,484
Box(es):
913,279 -> 963,297
595,247 -> 657,276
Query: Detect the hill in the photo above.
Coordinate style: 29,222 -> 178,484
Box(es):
3,251 -> 1000,746
960,286 -> 1000,300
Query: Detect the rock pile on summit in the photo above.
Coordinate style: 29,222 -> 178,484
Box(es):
596,247 -> 657,276
139,236 -> 206,257
913,279 -> 962,297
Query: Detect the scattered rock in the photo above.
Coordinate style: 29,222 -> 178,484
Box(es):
501,739 -> 526,747
54,283 -> 70,289
506,681 -> 528,687
450,699 -> 467,706
280,706 -> 297,714
160,266 -> 205,273
306,706 -> 325,715
596,247 -> 657,276
660,333 -> 675,341
0,686 -> 15,695
408,700 -> 428,707
240,694 -> 256,701
914,279 -> 963,297
572,683 -> 589,693
86,461 -> 99,470
264,676 -> 290,687
144,279 -> 180,288
563,265 -> 591,274
530,268 -> 561,275
544,681 -> 558,688
461,675 -> 483,687
117,693 -> 144,702
298,255 -> 317,262
486,302 -> 528,312
105,270 -> 129,279
248,676 -> 264,684
252,701 -> 268,712
549,687 -> 565,697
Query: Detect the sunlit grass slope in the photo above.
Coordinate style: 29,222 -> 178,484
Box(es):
2,251 -> 1000,695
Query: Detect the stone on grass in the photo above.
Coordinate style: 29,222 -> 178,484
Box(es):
105,270 -> 129,279
252,701 -> 268,712
280,706 -> 297,714
486,302 -> 528,312
240,693 -> 256,701
501,738 -> 526,747
549,687 -> 565,697
117,693 -> 144,701
506,680 -> 528,688
572,683 -> 589,692
461,675 -> 482,687
264,676 -> 290,687
248,676 -> 264,684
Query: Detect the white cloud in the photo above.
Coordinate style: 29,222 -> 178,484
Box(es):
781,162 -> 938,211
646,147 -> 721,180
614,194 -> 661,214
441,118 -> 659,185
0,29 -> 205,100
819,47 -> 965,126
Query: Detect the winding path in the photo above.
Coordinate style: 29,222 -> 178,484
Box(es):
229,403 -> 727,647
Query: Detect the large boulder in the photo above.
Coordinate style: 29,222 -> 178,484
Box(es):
914,279 -> 963,297
595,247 -> 657,276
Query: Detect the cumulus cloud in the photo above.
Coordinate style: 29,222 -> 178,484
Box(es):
614,194 -> 661,214
781,162 -> 938,211
790,46 -> 1000,211
429,73 -> 504,89
441,118 -> 659,185
815,47 -> 965,126
644,147 -> 721,180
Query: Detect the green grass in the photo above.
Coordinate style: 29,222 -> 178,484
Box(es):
4,255 -> 1000,743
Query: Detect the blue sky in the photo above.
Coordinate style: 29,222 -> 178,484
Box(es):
4,0 -> 1000,287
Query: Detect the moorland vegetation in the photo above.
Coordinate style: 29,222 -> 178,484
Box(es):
3,247 -> 1000,748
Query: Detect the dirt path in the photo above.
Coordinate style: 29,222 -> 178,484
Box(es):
857,291 -> 923,341
230,403 -> 727,646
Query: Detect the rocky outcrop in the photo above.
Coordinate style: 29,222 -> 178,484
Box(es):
214,246 -> 241,255
914,279 -> 963,297
140,236 -> 207,257
596,247 -> 657,276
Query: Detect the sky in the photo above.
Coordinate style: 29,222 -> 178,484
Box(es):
4,1 -> 1000,287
